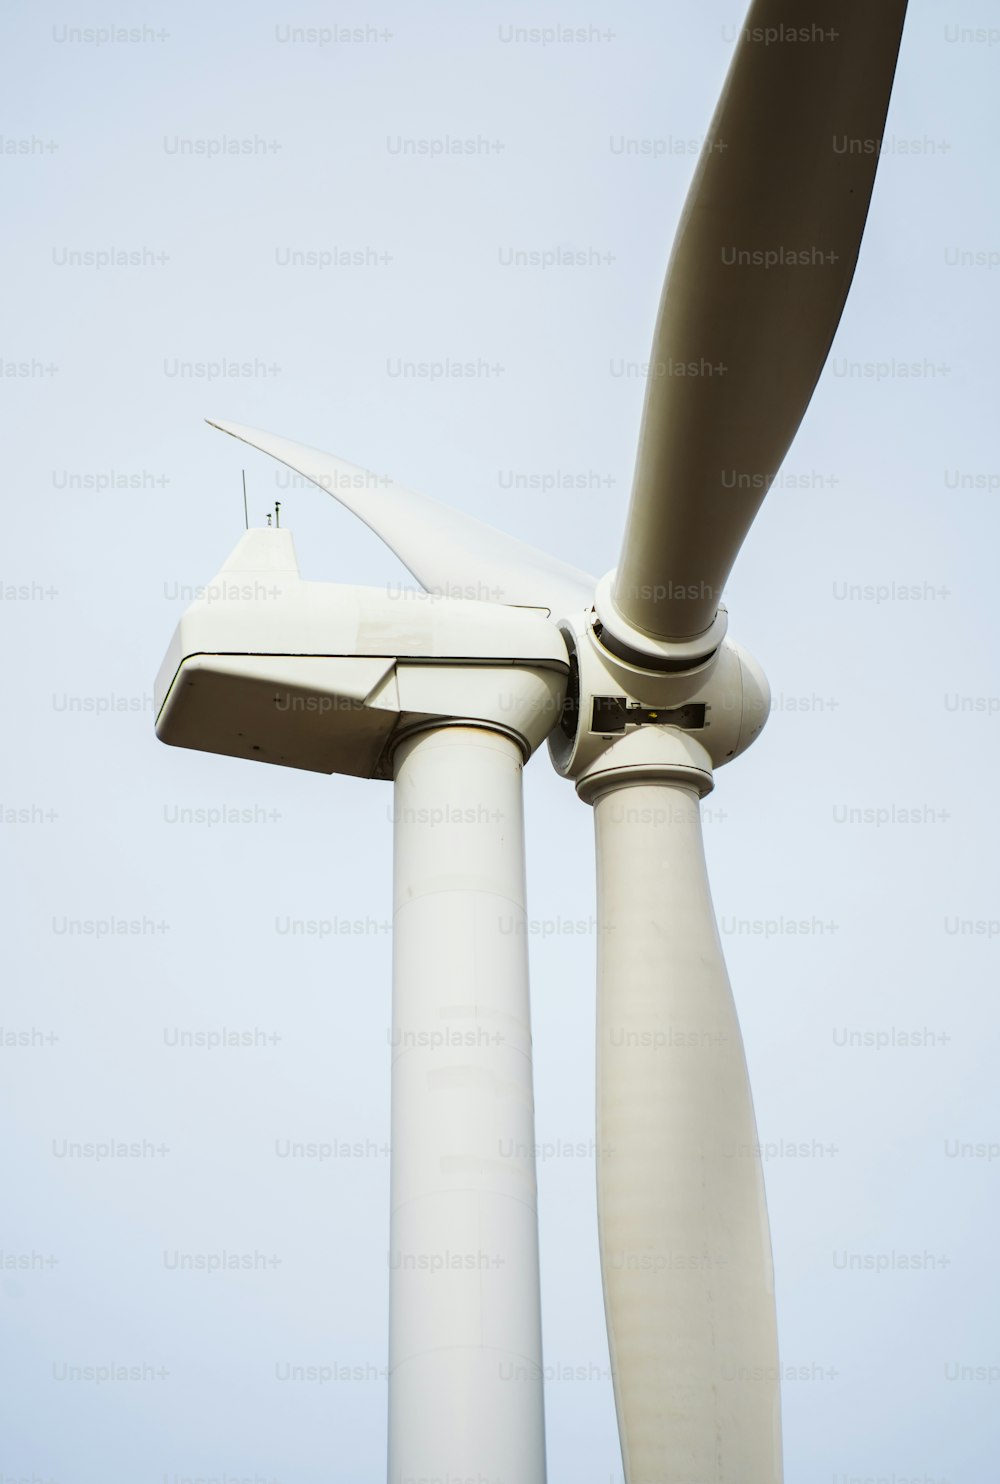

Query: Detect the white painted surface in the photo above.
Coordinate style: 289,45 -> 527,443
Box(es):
209,419 -> 595,620
389,725 -> 546,1484
591,778 -> 782,1484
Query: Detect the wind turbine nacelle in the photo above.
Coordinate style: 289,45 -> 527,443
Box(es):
154,528 -> 569,777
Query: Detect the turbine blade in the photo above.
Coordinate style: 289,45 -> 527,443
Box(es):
208,419 -> 595,618
589,773 -> 781,1482
613,0 -> 908,643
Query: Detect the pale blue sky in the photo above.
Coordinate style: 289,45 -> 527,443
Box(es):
2,2 -> 999,1480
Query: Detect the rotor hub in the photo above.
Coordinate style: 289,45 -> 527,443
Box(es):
548,602 -> 770,790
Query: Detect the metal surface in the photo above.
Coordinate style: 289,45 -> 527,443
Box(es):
389,726 -> 547,1483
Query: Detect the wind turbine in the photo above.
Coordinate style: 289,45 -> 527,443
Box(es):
153,2 -> 909,1479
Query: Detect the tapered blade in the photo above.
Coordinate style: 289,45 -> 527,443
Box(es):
590,776 -> 781,1482
208,419 -> 595,618
613,0 -> 908,643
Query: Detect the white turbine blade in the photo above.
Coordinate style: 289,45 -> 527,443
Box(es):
208,418 -> 595,618
590,778 -> 781,1482
613,0 -> 908,642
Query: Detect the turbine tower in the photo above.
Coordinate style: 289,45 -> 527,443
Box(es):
154,3 -> 909,1479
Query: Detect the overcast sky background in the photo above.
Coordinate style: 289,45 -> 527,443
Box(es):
2,1 -> 999,1480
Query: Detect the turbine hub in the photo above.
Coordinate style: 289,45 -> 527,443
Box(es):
548,602 -> 769,789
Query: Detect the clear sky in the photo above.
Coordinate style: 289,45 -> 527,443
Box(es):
2,1 -> 999,1480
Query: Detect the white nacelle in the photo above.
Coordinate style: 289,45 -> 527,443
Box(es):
154,528 -> 570,776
